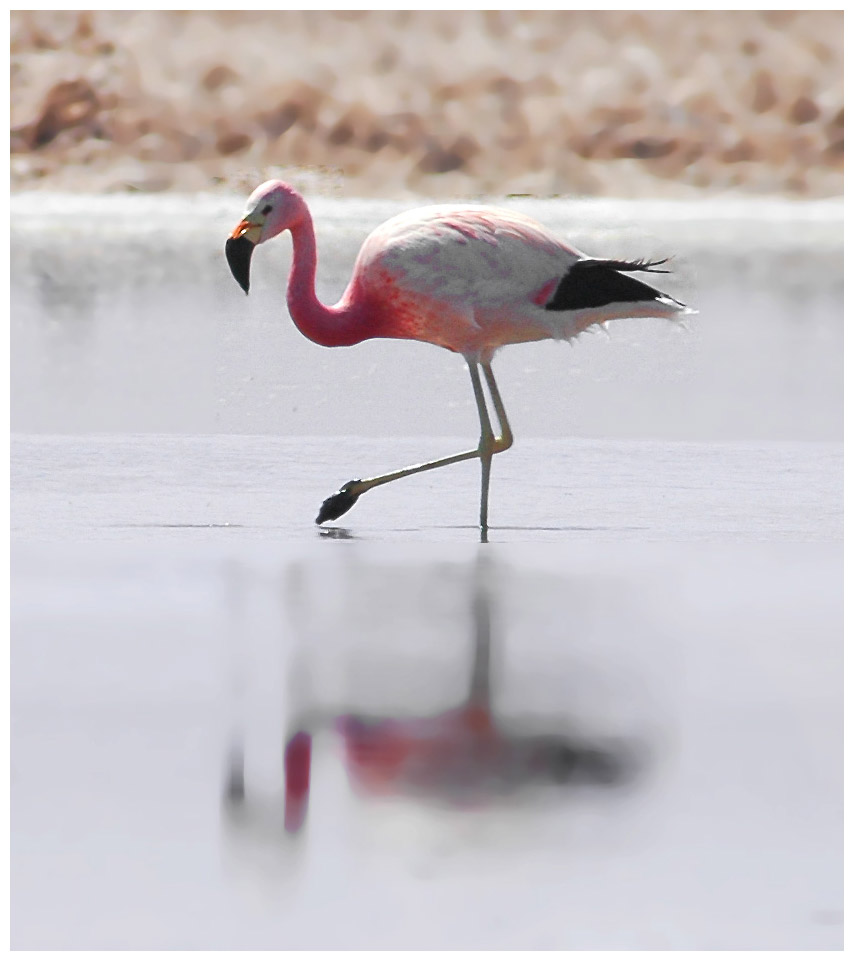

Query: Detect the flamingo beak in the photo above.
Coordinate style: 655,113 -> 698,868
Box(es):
225,220 -> 262,294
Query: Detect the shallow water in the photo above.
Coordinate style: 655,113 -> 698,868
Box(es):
10,434 -> 841,543
11,541 -> 843,949
10,196 -> 843,949
11,195 -> 843,440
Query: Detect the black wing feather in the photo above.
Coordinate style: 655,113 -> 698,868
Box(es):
545,257 -> 683,312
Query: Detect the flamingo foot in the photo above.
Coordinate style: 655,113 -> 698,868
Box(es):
316,481 -> 362,524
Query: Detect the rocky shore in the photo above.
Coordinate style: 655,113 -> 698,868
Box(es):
10,10 -> 843,199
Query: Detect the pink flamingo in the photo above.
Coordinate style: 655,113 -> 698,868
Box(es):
226,180 -> 691,536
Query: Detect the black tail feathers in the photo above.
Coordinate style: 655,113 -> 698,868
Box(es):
573,257 -> 671,274
545,257 -> 681,312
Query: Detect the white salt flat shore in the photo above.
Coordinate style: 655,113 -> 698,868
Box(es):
10,192 -> 843,255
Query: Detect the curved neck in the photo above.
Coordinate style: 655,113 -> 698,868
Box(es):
286,215 -> 369,348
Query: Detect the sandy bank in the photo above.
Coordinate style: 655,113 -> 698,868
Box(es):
10,11 -> 843,200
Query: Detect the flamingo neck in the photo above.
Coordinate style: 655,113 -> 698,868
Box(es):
286,216 -> 372,348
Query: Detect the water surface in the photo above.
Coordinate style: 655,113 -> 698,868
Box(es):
10,196 -> 843,949
11,195 -> 842,441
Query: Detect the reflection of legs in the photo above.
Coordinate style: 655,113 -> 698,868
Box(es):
468,556 -> 493,710
224,743 -> 245,804
284,730 -> 312,833
223,559 -> 248,806
316,360 -> 512,534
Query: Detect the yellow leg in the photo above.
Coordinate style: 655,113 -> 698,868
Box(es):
316,360 -> 514,536
482,360 -> 514,454
466,360 -> 496,537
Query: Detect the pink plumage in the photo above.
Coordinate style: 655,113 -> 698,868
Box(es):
226,180 -> 692,535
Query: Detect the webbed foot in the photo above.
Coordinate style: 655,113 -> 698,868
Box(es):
315,481 -> 362,524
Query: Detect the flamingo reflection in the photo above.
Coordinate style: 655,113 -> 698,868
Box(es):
227,557 -> 636,835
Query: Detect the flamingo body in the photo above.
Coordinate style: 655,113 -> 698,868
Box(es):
347,204 -> 577,355
347,203 -> 684,357
226,180 -> 693,533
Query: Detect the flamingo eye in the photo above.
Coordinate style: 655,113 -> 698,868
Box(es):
262,204 -> 273,215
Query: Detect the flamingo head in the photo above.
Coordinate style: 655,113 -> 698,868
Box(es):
225,180 -> 308,294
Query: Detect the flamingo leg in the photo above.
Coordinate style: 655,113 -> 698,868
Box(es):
315,360 -> 514,534
481,361 -> 514,454
468,360 -> 496,538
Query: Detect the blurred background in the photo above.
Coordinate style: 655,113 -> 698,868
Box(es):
10,9 -> 843,199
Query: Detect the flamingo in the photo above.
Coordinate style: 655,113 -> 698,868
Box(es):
225,180 -> 692,537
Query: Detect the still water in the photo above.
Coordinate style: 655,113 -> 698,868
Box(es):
10,193 -> 842,441
11,541 -> 842,949
10,195 -> 842,948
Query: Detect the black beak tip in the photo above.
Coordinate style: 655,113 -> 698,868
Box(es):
225,235 -> 254,295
